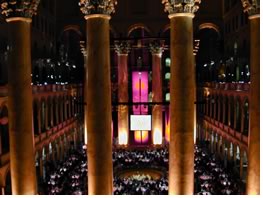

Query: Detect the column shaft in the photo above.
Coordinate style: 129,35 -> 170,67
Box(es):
117,54 -> 129,145
8,19 -> 37,194
169,15 -> 195,195
246,16 -> 260,195
85,16 -> 113,195
152,54 -> 163,144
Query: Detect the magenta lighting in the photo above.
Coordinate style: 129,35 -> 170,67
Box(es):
132,71 -> 148,115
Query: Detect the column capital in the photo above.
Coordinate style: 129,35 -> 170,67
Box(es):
149,40 -> 165,56
240,0 -> 260,18
161,0 -> 201,16
114,41 -> 131,55
79,0 -> 117,18
0,0 -> 40,20
80,41 -> 87,57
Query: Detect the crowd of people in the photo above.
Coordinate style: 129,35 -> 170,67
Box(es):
194,144 -> 242,195
112,147 -> 168,170
41,144 -> 243,195
113,174 -> 168,195
43,147 -> 87,195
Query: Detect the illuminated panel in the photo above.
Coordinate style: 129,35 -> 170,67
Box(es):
132,71 -> 148,114
130,115 -> 151,131
134,130 -> 149,143
118,130 -> 128,145
165,109 -> 170,142
153,128 -> 162,145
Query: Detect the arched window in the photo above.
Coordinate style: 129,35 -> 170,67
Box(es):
165,58 -> 171,67
165,93 -> 170,102
165,72 -> 171,80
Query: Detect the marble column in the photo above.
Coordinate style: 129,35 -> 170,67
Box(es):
161,0 -> 201,194
149,41 -> 164,145
114,41 -> 130,145
80,42 -> 88,144
1,0 -> 40,194
79,0 -> 117,194
240,0 -> 260,194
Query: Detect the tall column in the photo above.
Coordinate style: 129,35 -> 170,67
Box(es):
0,0 -> 40,194
79,0 -> 117,194
80,43 -> 88,144
114,41 -> 130,145
240,0 -> 260,194
149,41 -> 164,145
161,0 -> 200,194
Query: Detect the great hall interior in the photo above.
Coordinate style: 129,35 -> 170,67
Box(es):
0,0 -> 260,195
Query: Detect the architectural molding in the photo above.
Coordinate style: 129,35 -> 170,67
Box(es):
0,0 -> 40,19
149,40 -> 165,56
114,41 -> 131,55
240,0 -> 260,17
161,0 -> 201,15
79,0 -> 117,17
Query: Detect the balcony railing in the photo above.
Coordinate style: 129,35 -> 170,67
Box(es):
0,117 -> 81,166
201,82 -> 250,92
203,115 -> 248,149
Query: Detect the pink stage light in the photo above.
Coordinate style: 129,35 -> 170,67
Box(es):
132,71 -> 148,114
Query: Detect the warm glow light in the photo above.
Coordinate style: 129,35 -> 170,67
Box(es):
153,128 -> 162,145
84,117 -> 88,145
194,108 -> 196,144
165,111 -> 170,142
118,130 -> 128,145
132,71 -> 148,114
134,131 -> 148,143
